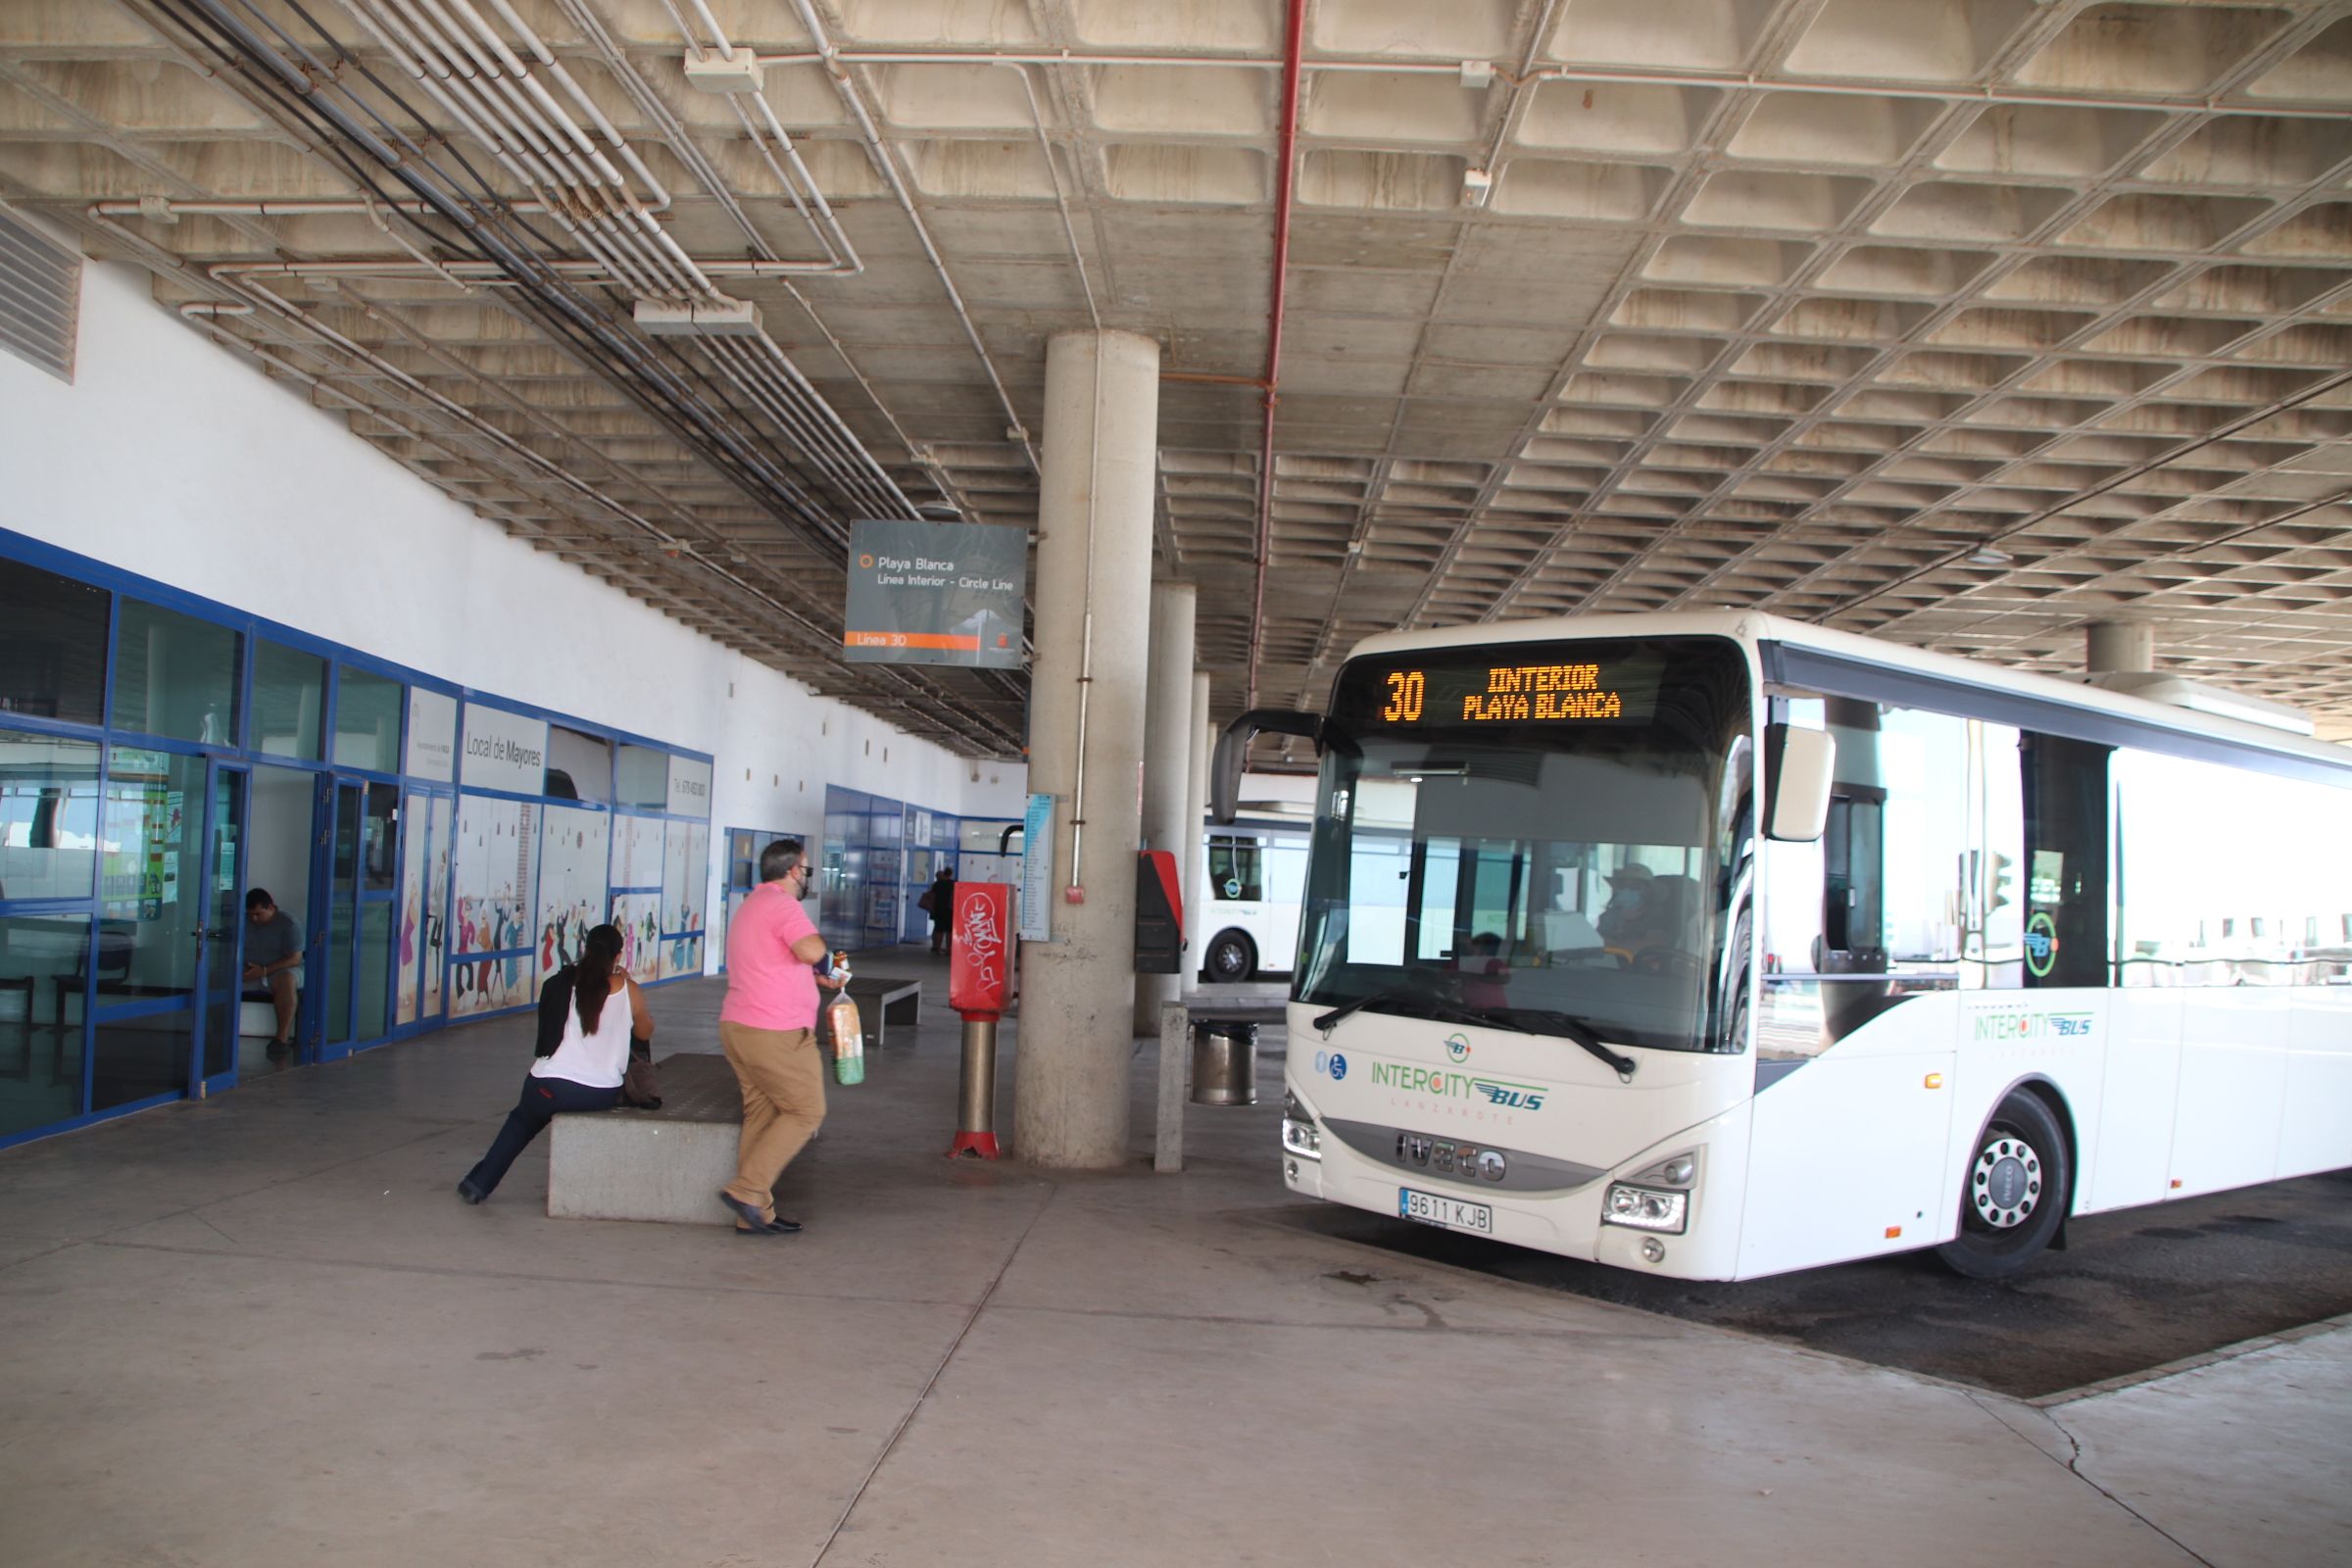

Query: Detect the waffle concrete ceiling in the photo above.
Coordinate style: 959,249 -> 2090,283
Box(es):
4,0 -> 2350,759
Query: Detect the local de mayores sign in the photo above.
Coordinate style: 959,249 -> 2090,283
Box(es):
843,519 -> 1026,668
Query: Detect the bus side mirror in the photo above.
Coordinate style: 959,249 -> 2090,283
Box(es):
1210,709 -> 1323,824
1765,723 -> 1835,843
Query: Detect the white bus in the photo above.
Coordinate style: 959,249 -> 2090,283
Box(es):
1223,612 -> 2352,1281
1200,822 -> 1307,983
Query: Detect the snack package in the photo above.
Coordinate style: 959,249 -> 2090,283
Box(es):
827,953 -> 864,1085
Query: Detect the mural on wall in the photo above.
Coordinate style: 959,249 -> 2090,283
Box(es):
613,812 -> 664,890
451,794 -> 536,1016
422,795 -> 451,1020
537,804 -> 612,977
396,791 -> 428,1026
662,819 -> 708,979
610,892 -> 662,980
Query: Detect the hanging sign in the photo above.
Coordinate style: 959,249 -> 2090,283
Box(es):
460,704 -> 548,795
407,689 -> 458,783
666,756 -> 711,818
842,519 -> 1027,668
1018,792 -> 1054,942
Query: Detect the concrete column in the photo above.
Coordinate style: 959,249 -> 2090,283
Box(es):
1134,581 -> 1198,1035
2086,621 -> 2155,674
1016,328 -> 1161,1170
1181,674 -> 1211,985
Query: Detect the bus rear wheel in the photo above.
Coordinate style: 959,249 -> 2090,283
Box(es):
1204,930 -> 1255,984
1936,1090 -> 2071,1281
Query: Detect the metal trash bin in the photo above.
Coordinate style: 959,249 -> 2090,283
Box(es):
1190,1019 -> 1258,1106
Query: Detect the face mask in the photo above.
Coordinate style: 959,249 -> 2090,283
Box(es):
1617,889 -> 1644,909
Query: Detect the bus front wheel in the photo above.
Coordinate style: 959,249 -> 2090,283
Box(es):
1204,930 -> 1256,984
1936,1090 -> 2071,1281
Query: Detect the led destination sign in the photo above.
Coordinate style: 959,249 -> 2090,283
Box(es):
1343,652 -> 1664,729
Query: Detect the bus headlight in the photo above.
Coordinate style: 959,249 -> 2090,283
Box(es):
1281,1090 -> 1322,1160
1601,1183 -> 1687,1234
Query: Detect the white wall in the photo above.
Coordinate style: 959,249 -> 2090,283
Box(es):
0,260 -> 1030,970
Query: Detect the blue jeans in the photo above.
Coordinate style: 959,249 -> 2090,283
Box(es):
463,1074 -> 620,1198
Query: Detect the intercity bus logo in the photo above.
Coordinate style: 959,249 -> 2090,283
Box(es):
1369,1059 -> 1546,1111
1973,1008 -> 2095,1042
1445,1033 -> 1472,1062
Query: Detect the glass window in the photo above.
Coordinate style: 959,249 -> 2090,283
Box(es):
0,731 -> 102,902
546,725 -> 611,803
333,667 -> 403,772
0,560 -> 109,725
114,600 -> 241,746
2116,751 -> 2352,987
614,744 -> 667,808
1209,836 -> 1263,901
2021,734 -> 2111,989
1297,635 -> 1751,1054
98,748 -> 204,994
0,911 -> 91,1134
252,640 -> 325,761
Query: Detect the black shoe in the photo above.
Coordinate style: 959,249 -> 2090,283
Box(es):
457,1178 -> 488,1205
764,1216 -> 803,1234
717,1190 -> 769,1231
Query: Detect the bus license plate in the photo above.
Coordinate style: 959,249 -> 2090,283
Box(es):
1398,1187 -> 1492,1234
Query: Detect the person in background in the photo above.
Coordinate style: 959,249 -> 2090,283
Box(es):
1594,862 -> 1655,951
457,923 -> 649,1204
927,864 -> 956,956
715,839 -> 844,1237
241,889 -> 303,1061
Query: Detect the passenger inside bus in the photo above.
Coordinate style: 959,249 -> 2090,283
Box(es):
1458,931 -> 1509,1007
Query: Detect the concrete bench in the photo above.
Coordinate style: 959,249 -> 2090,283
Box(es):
547,1053 -> 757,1227
844,977 -> 920,1048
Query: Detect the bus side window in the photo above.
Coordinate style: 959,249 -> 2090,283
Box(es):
2021,733 -> 2111,989
1209,835 -> 1263,902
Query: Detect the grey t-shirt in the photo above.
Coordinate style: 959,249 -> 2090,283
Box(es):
246,910 -> 302,971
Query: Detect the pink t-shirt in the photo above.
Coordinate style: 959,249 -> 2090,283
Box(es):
720,882 -> 821,1030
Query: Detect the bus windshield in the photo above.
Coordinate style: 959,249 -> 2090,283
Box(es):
1296,636 -> 1753,1054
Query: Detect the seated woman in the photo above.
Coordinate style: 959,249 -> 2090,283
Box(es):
457,923 -> 650,1204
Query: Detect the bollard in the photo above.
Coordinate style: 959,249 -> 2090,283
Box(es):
950,1013 -> 1002,1159
948,882 -> 1013,1159
1154,999 -> 1188,1173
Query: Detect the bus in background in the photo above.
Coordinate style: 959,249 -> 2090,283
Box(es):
1200,821 -> 1308,983
1222,612 -> 2352,1283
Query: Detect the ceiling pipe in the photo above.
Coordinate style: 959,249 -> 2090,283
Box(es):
770,0 -> 1043,476
742,46 -> 2352,121
1246,0 -> 1306,710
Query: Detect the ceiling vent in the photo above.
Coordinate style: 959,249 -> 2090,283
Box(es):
0,204 -> 80,383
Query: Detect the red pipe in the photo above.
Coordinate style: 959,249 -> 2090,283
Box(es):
1247,0 -> 1306,709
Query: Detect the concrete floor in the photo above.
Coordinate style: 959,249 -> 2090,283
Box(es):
0,955 -> 2342,1568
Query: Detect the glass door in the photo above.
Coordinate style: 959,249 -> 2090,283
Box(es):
323,779 -> 358,1055
318,778 -> 400,1058
196,761 -> 247,1094
89,749 -> 199,1113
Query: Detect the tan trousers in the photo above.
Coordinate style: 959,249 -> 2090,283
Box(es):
717,1021 -> 826,1224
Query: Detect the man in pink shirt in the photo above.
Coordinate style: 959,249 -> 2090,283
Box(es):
716,839 -> 841,1235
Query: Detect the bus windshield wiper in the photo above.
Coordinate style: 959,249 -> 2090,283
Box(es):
1506,1008 -> 1639,1082
1311,988 -> 1495,1037
1309,994 -> 1636,1081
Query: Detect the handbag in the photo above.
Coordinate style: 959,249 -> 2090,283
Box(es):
621,1032 -> 662,1108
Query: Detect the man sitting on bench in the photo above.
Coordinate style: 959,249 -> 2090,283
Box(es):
242,889 -> 302,1060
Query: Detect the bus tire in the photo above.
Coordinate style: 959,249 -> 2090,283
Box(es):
1204,930 -> 1255,984
1936,1089 -> 2071,1281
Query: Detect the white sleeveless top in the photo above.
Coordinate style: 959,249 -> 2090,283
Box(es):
529,976 -> 633,1089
